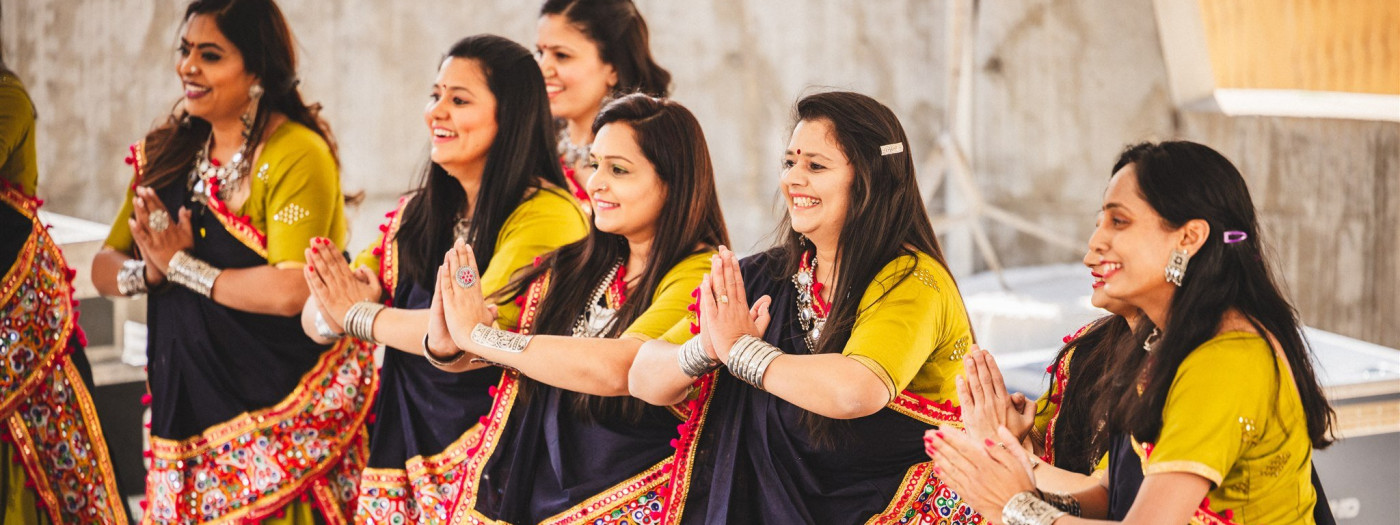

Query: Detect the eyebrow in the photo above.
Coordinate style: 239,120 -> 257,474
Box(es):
537,43 -> 576,54
598,154 -> 632,163
432,85 -> 476,97
181,39 -> 226,52
1103,202 -> 1129,213
784,149 -> 834,162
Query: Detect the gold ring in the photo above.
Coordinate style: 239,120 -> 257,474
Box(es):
719,295 -> 730,304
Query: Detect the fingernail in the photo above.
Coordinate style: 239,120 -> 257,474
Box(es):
933,466 -> 943,474
985,439 -> 995,447
935,431 -> 944,439
312,247 -> 319,254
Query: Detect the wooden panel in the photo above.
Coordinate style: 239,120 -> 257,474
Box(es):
1199,0 -> 1400,94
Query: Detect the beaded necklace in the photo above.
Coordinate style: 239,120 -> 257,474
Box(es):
573,261 -> 628,338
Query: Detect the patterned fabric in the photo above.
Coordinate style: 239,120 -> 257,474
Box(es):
0,183 -> 128,523
142,336 -> 377,524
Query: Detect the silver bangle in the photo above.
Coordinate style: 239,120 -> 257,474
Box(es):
342,301 -> 386,344
727,334 -> 782,390
314,310 -> 343,340
117,259 -> 149,296
1002,491 -> 1067,525
677,336 -> 719,377
1038,490 -> 1081,516
166,250 -> 221,298
423,332 -> 467,367
470,323 -> 532,354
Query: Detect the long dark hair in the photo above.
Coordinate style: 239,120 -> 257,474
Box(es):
1041,314 -> 1135,474
140,0 -> 336,190
497,94 -> 727,423
396,35 -> 567,289
772,91 -> 961,445
1093,141 -> 1335,450
539,0 -> 671,97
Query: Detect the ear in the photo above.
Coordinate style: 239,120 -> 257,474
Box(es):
1178,218 -> 1210,256
605,65 -> 619,90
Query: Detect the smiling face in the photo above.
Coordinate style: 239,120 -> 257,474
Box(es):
536,14 -> 617,124
780,119 -> 854,249
1085,164 -> 1190,317
424,57 -> 499,179
176,14 -> 260,126
586,122 -> 666,241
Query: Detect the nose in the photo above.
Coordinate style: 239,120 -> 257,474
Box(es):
1085,224 -> 1109,265
584,163 -> 606,194
537,54 -> 556,77
779,162 -> 804,189
425,95 -> 449,123
178,54 -> 195,77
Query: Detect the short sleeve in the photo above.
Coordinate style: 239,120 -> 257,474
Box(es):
622,251 -> 711,341
843,255 -> 956,399
103,182 -> 138,254
0,79 -> 37,195
1145,333 -> 1277,486
659,317 -> 695,345
484,187 -> 588,330
259,133 -> 345,266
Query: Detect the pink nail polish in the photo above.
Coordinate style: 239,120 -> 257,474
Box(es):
985,439 -> 995,447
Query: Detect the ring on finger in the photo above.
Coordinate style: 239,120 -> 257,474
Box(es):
148,209 -> 171,232
454,266 -> 478,289
719,294 -> 730,304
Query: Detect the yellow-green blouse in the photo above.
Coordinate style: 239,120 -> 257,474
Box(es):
104,122 -> 346,266
620,251 -> 714,341
0,72 -> 37,196
351,186 -> 589,328
1141,331 -> 1315,523
662,251 -> 973,402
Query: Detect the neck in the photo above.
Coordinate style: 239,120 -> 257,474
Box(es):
565,110 -> 598,147
624,233 -> 652,285
448,165 -> 484,217
208,116 -> 247,156
812,240 -> 838,293
1141,289 -> 1174,331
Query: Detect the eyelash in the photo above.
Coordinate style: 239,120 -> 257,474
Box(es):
428,94 -> 468,105
177,46 -> 220,62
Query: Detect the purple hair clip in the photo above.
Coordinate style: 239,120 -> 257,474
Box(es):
1223,230 -> 1248,244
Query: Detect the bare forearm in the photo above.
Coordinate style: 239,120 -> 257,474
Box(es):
210,266 -> 310,316
371,307 -> 434,355
628,339 -> 697,406
1034,465 -> 1106,497
300,295 -> 337,345
91,249 -> 129,297
759,353 -> 891,419
472,335 -> 641,396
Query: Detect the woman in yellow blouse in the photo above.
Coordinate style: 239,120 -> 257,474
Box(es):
627,91 -> 979,523
421,94 -> 728,524
90,1 -> 364,522
927,141 -> 1335,525
298,35 -> 588,524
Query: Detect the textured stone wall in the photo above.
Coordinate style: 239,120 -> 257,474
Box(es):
5,0 -> 1396,347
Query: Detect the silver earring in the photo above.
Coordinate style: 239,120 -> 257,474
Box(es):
241,84 -> 264,139
1164,248 -> 1189,286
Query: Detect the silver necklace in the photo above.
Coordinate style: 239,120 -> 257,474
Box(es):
573,260 -> 623,338
792,254 -> 827,353
189,134 -> 253,203
557,128 -> 591,167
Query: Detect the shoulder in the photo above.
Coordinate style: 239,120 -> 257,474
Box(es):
514,185 -> 585,218
264,121 -> 333,161
669,250 -> 715,276
1172,331 -> 1277,393
739,248 -> 787,279
871,251 -> 951,295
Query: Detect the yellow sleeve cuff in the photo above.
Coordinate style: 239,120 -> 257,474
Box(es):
847,354 -> 897,400
1145,460 -> 1224,486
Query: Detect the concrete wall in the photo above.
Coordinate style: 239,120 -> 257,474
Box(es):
6,0 -> 1397,347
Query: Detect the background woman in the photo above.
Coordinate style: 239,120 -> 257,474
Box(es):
90,0 -> 364,522
629,91 -> 980,523
927,141 -> 1335,524
423,94 -> 726,524
535,0 -> 671,204
299,34 -> 588,524
1,60 -> 127,523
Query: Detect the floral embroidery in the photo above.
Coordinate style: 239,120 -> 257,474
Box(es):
143,337 -> 377,524
870,462 -> 983,524
0,185 -> 128,523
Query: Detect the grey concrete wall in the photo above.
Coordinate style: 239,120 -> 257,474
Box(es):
6,0 -> 1397,347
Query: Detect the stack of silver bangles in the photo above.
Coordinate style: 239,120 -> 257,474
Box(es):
470,323 -> 532,354
343,301 -> 386,344
1002,492 -> 1068,525
677,336 -> 719,377
117,259 -> 148,296
167,250 -> 221,298
728,334 -> 781,390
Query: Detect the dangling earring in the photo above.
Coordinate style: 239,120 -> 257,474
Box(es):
798,235 -> 808,249
241,84 -> 264,140
1164,248 -> 1189,286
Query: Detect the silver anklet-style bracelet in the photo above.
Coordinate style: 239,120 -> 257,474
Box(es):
727,334 -> 782,390
117,259 -> 149,296
1038,490 -> 1081,516
678,336 -> 720,377
1002,491 -> 1067,525
342,301 -> 386,344
314,311 -> 343,340
167,250 -> 221,298
422,332 -> 467,367
470,323 -> 532,354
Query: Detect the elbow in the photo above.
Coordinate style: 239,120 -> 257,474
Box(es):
627,368 -> 681,407
275,296 -> 309,318
595,372 -> 631,398
824,385 -> 888,420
